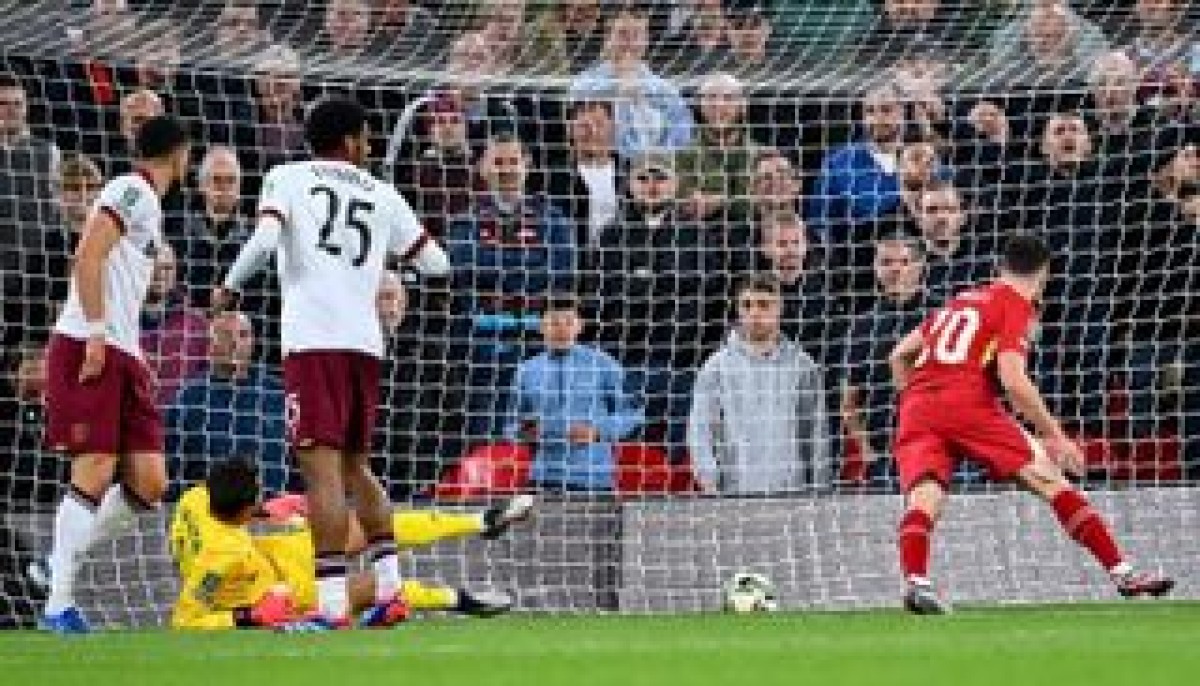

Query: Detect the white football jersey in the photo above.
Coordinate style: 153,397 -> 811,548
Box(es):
259,160 -> 428,357
55,171 -> 163,358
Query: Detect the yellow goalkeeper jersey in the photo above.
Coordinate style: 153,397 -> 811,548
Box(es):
169,486 -> 292,629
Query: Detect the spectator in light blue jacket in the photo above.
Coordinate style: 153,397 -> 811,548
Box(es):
807,83 -> 907,237
505,297 -> 645,491
569,6 -> 694,158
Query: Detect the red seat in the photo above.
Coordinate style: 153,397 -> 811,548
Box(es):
1127,434 -> 1183,482
615,443 -> 702,495
433,442 -> 532,499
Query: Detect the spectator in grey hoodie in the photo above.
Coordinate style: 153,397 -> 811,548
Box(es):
687,274 -> 831,494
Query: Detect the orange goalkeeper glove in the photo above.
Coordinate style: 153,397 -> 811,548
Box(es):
234,586 -> 297,629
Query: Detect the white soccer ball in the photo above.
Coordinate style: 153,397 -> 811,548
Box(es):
723,572 -> 778,613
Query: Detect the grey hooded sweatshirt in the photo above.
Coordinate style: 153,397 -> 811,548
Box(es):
687,332 -> 831,494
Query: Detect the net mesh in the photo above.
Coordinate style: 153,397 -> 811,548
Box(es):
0,0 -> 1198,626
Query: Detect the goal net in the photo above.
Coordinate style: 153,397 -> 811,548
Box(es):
0,0 -> 1198,626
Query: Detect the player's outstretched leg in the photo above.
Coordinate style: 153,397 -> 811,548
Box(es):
1017,463 -> 1174,599
898,479 -> 951,615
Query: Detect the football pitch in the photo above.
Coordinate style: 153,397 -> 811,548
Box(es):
2,602 -> 1198,686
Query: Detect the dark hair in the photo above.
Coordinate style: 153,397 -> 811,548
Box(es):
875,231 -> 924,259
567,97 -> 615,121
206,459 -> 260,522
1000,234 -> 1052,276
543,295 -> 580,314
304,96 -> 368,156
735,273 -> 782,298
135,115 -> 189,160
0,70 -> 22,91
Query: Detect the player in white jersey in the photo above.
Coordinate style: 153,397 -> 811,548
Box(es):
218,97 -> 450,629
40,116 -> 191,633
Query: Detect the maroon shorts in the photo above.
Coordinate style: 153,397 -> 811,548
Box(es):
893,390 -> 1038,492
44,333 -> 164,455
283,350 -> 380,453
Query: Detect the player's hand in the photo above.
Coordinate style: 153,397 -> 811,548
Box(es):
249,586 -> 297,628
568,423 -> 600,446
1044,434 -> 1085,477
78,334 -> 106,384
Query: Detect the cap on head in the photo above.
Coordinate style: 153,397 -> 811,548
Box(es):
630,150 -> 676,177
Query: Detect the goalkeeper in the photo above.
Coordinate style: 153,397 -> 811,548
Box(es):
169,459 -> 532,629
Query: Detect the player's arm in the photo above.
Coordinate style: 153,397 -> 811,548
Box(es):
887,326 -> 925,390
72,208 -> 124,381
217,171 -> 287,308
388,190 -> 450,276
219,211 -> 283,305
173,550 -> 296,630
997,353 -> 1063,439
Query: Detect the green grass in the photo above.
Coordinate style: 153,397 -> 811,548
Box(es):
2,603 -> 1198,686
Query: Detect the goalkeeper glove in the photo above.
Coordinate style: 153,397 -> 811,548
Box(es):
234,586 -> 296,629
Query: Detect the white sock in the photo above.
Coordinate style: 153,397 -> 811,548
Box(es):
1110,561 -> 1133,579
367,538 -> 401,603
91,485 -> 142,547
315,554 -> 349,620
46,489 -> 99,614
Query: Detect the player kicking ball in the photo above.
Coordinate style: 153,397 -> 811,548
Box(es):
217,97 -> 451,629
38,116 -> 191,633
888,235 -> 1174,615
169,460 -> 533,630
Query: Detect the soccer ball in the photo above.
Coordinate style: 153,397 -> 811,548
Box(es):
722,572 -> 778,613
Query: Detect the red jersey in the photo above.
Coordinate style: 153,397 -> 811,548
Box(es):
905,281 -> 1036,400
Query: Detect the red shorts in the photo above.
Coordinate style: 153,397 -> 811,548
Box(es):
44,334 -> 164,455
283,350 -> 380,453
892,390 -> 1039,492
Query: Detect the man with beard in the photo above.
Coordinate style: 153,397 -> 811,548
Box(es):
912,185 -> 996,305
841,234 -> 929,487
809,84 -> 907,239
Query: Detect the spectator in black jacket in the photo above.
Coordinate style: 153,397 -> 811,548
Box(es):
594,151 -> 724,371
840,233 -> 929,487
394,91 -> 474,240
912,185 -> 997,304
753,211 -> 849,367
544,96 -> 623,247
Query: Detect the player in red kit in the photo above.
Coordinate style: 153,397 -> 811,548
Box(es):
888,235 -> 1174,614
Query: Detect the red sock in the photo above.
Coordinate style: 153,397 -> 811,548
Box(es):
1051,489 -> 1124,571
898,509 -> 934,579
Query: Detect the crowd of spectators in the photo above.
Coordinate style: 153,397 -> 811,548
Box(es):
1,0 -> 1199,504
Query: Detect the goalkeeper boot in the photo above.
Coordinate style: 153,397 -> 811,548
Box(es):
482,494 -> 535,540
454,589 -> 514,618
40,607 -> 91,635
359,593 -> 410,629
903,578 -> 950,615
1116,571 -> 1175,598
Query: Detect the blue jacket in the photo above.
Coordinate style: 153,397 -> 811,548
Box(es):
569,62 -> 695,158
504,345 -> 644,490
165,364 -> 289,494
807,142 -> 901,236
